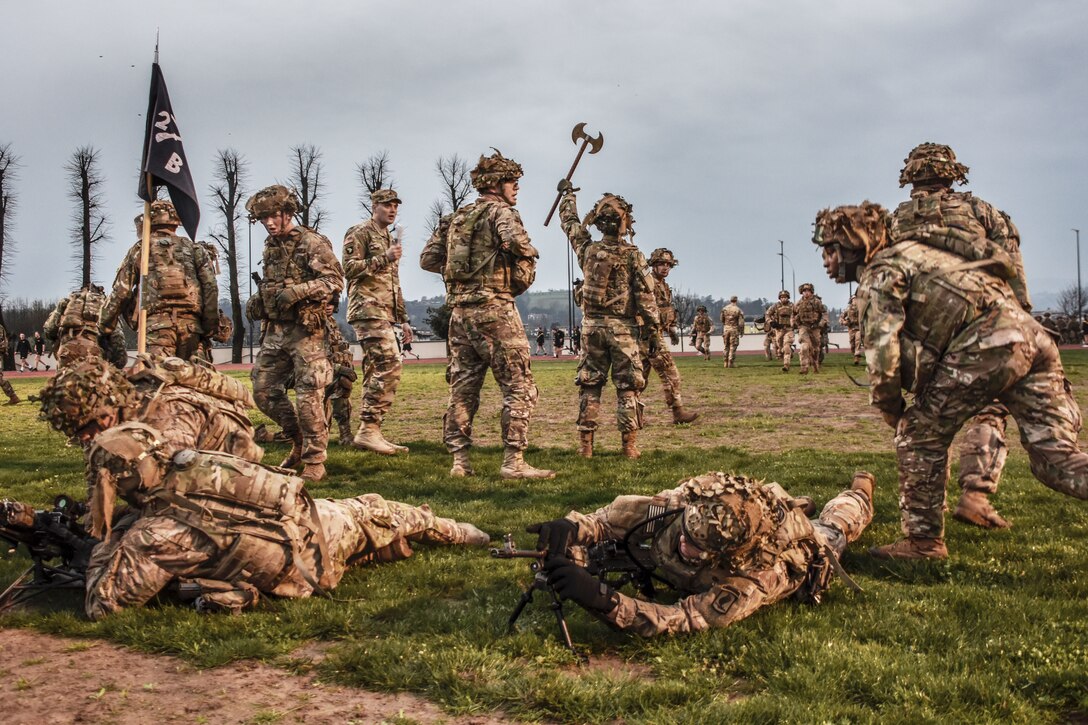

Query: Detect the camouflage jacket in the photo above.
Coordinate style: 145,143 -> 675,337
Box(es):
419,195 -> 539,307
0,323 -> 7,356
652,275 -> 677,332
258,227 -> 344,326
793,296 -> 826,328
562,479 -> 822,637
857,240 -> 1023,416
342,219 -> 407,324
558,192 -> 659,330
44,288 -> 106,343
692,312 -> 712,334
323,317 -> 356,384
768,301 -> 794,329
840,298 -> 860,330
100,231 -> 219,334
720,303 -> 744,332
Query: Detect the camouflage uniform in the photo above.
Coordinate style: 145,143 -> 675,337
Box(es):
793,284 -> 826,374
0,322 -> 17,404
692,309 -> 712,360
559,189 -> 659,457
840,295 -> 863,364
769,294 -> 795,371
420,151 -> 551,478
44,285 -> 127,370
100,202 -> 218,360
535,471 -> 873,637
761,304 -> 777,360
323,315 -> 356,445
719,298 -> 744,368
642,249 -> 696,424
342,195 -> 407,436
82,424 -> 487,620
247,187 -> 344,478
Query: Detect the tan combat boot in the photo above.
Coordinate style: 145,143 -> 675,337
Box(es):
621,431 -> 641,459
351,421 -> 398,455
952,491 -> 1011,529
869,537 -> 948,560
449,449 -> 474,477
5,395 -> 19,406
455,522 -> 491,546
672,407 -> 698,425
301,462 -> 326,482
499,448 -> 556,480
578,431 -> 594,458
280,440 -> 303,469
379,431 -> 409,455
851,470 -> 875,503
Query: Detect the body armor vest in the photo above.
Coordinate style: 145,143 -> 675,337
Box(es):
794,298 -> 823,326
261,228 -> 328,322
443,200 -> 534,302
133,356 -> 255,409
59,289 -> 104,333
581,241 -> 639,319
653,278 -> 676,329
146,234 -> 202,314
771,303 -> 793,327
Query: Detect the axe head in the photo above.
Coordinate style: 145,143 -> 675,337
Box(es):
571,122 -> 604,154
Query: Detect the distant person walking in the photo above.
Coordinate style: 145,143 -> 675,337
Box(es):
15,333 -> 31,372
552,327 -> 565,357
30,331 -> 50,371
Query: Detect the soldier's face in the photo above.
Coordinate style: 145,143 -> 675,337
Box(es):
374,201 -> 399,227
497,179 -> 519,206
821,245 -> 842,280
653,262 -> 672,279
802,289 -> 814,299
260,211 -> 295,238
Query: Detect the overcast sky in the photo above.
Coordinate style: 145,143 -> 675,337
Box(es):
2,0 -> 1085,312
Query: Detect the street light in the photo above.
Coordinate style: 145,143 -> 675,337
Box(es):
779,248 -> 796,295
778,240 -> 785,292
1075,228 -> 1082,318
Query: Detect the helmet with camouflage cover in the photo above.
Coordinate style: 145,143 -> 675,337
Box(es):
86,421 -> 168,537
696,305 -> 708,313
211,308 -> 233,343
141,200 -> 181,228
246,185 -> 300,221
730,295 -> 738,303
812,201 -> 891,283
584,193 -> 635,237
898,142 -> 969,187
38,357 -> 141,439
649,248 -> 678,267
470,149 -> 523,191
799,282 -> 814,294
778,290 -> 790,300
677,473 -> 772,559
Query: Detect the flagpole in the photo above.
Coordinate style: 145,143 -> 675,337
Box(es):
138,174 -> 153,356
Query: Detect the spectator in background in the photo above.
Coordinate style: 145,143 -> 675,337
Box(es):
553,326 -> 566,357
535,326 -> 547,355
15,333 -> 32,372
30,331 -> 50,371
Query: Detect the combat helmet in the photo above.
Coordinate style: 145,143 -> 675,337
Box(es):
696,305 -> 708,313
677,473 -> 772,560
649,248 -> 678,267
812,201 -> 891,282
470,149 -> 523,191
898,142 -> 969,188
138,200 -> 181,228
38,358 -> 141,440
799,282 -> 814,294
778,290 -> 790,300
86,421 -> 167,537
730,295 -> 738,303
584,193 -> 635,237
246,185 -> 301,221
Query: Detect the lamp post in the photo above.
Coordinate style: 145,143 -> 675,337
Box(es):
777,240 -> 785,292
1075,228 -> 1082,318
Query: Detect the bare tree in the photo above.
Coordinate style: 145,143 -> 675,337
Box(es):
209,149 -> 248,363
0,143 -> 18,297
1057,283 -> 1085,317
436,154 -> 472,212
424,198 -> 447,235
673,290 -> 699,336
356,150 -> 395,216
288,144 -> 325,231
66,146 -> 109,287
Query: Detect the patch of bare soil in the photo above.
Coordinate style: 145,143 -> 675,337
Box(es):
0,628 -> 511,725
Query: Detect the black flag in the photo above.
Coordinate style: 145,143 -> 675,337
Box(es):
138,62 -> 200,239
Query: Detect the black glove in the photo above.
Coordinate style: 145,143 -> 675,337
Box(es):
526,518 -> 576,557
544,557 -> 616,613
556,178 -> 579,194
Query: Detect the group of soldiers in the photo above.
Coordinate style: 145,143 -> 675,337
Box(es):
2,141 -> 1086,643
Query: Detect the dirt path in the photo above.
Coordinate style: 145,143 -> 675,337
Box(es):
1,628 -> 511,725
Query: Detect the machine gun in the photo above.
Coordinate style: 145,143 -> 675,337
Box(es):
489,532 -> 664,656
0,495 -> 96,611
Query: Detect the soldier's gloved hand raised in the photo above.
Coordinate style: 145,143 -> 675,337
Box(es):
544,556 -> 616,614
669,330 -> 680,346
526,518 -> 576,557
556,179 -> 579,194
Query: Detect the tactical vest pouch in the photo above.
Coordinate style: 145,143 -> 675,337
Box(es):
444,204 -> 496,283
581,250 -> 622,311
510,254 -> 536,296
154,266 -> 198,306
169,452 -> 301,520
902,273 -> 972,392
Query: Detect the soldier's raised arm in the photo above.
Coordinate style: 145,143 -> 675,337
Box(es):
99,244 -> 141,333
557,187 -> 592,262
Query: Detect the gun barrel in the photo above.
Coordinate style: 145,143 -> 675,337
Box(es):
489,532 -> 545,559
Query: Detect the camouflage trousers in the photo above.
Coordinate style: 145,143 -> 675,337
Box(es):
797,325 -> 821,373
640,331 -> 684,410
84,494 -> 472,620
252,321 -> 333,464
0,369 -> 14,400
848,328 -> 863,359
579,319 -> 645,433
958,403 -> 1009,496
325,391 -> 353,441
895,320 -> 1088,539
146,311 -> 204,361
721,328 -> 741,366
774,328 -> 795,368
352,320 -> 403,425
444,301 -> 538,452
694,331 -> 711,357
810,487 -> 874,557
763,330 -> 776,360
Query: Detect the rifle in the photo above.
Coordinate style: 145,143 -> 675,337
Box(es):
0,495 -> 96,611
490,531 -> 664,657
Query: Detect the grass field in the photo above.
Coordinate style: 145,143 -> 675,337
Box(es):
2,351 -> 1087,723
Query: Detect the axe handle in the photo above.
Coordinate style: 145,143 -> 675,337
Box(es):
544,140 -> 589,227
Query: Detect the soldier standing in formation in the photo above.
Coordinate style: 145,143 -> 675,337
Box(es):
692,306 -> 712,360
100,201 -> 219,361
420,150 -> 553,479
43,284 -> 127,370
643,248 -> 697,424
558,181 -> 659,458
0,317 -> 18,405
528,470 -> 873,636
80,423 -> 489,620
840,294 -> 863,365
323,309 -> 357,447
719,295 -> 744,368
793,282 -> 826,374
768,290 -> 795,372
246,185 -> 344,483
342,189 -> 411,455
761,304 -> 777,361
813,143 -> 1088,560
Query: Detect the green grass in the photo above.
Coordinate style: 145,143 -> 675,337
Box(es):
2,352 -> 1088,723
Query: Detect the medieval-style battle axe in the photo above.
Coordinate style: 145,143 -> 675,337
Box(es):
544,122 -> 604,226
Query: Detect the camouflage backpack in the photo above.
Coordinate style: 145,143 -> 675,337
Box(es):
444,202 -> 497,283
